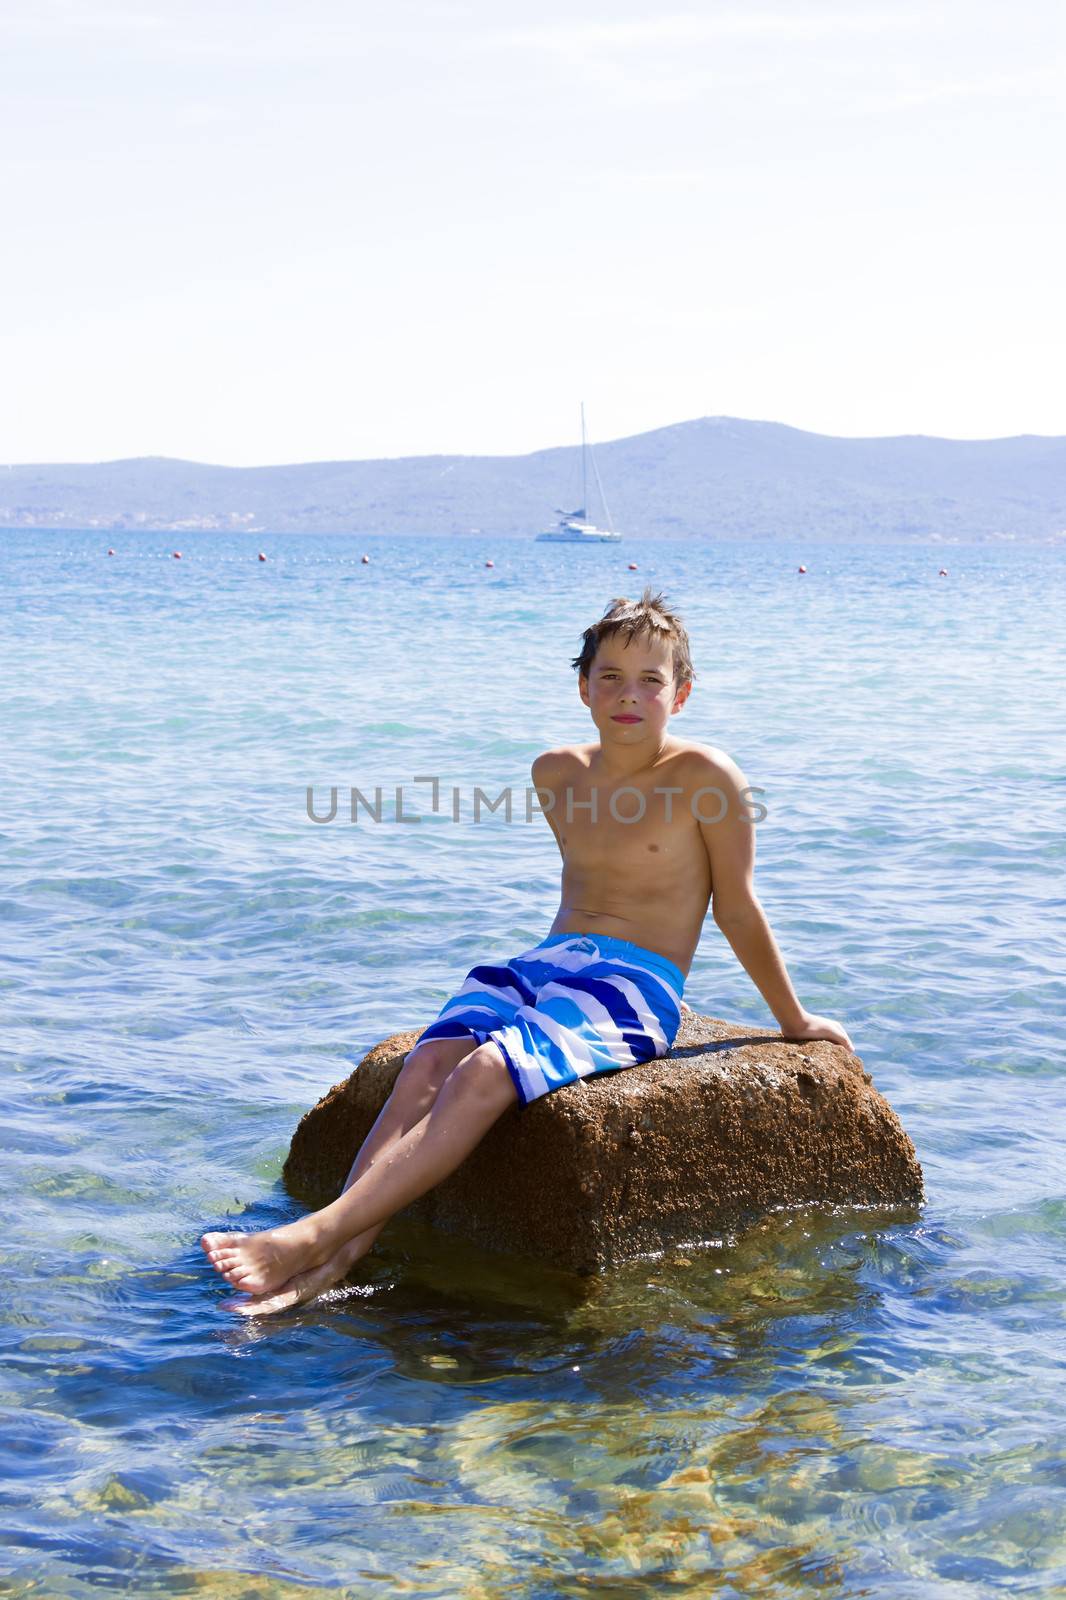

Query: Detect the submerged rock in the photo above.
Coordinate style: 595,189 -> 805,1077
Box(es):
283,1013 -> 923,1274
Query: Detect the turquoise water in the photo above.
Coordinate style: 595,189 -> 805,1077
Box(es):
1,529 -> 1064,1597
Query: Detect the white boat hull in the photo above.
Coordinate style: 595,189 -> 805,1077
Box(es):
536,519 -> 621,544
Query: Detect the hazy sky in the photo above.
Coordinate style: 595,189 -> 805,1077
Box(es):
3,0 -> 1064,464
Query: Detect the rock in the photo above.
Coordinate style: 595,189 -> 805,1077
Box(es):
282,1013 -> 923,1274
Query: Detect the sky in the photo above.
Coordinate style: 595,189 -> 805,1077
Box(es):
2,0 -> 1064,465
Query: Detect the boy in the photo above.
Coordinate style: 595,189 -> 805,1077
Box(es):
202,591 -> 852,1314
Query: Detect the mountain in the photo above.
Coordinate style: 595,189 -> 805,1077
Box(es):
2,417 -> 1064,541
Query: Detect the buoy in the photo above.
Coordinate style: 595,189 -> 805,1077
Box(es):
798,565 -> 807,574
258,552 -> 267,562
939,568 -> 948,576
107,548 -> 115,556
628,562 -> 638,571
172,551 -> 182,559
485,559 -> 494,568
361,554 -> 370,565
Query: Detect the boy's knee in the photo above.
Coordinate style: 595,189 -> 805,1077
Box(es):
448,1042 -> 515,1106
403,1038 -> 465,1087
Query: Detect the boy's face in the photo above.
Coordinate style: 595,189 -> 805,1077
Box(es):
579,632 -> 690,745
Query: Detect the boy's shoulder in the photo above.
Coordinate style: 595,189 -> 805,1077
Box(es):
532,739 -> 746,783
666,738 -> 747,783
531,743 -> 595,778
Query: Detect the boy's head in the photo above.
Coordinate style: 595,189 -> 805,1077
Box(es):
572,589 -> 695,691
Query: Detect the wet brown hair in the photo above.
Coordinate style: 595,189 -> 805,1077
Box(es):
571,589 -> 695,689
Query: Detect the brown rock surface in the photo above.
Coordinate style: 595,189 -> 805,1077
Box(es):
283,1013 -> 924,1274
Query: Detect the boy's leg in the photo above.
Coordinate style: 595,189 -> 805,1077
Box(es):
211,1035 -> 478,1316
327,1035 -> 480,1251
202,1039 -> 517,1302
343,1036 -> 480,1195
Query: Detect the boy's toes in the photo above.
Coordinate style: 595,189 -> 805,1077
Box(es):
229,1260 -> 345,1318
229,1264 -> 271,1294
207,1255 -> 250,1287
201,1231 -> 240,1259
204,1250 -> 242,1280
228,1283 -> 304,1318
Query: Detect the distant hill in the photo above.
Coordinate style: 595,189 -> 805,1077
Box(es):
3,417 -> 1065,541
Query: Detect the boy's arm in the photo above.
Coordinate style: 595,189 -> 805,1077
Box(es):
692,750 -> 854,1050
531,751 -> 566,859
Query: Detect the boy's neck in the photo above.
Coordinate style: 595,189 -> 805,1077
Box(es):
592,731 -> 674,781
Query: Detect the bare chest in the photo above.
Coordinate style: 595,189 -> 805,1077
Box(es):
555,774 -> 702,870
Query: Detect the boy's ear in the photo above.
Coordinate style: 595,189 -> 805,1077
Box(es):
672,681 -> 692,714
578,673 -> 590,707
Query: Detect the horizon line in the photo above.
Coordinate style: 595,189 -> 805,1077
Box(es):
5,413 -> 1064,472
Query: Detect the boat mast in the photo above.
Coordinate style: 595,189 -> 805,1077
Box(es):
580,401 -> 587,520
583,403 -> 615,534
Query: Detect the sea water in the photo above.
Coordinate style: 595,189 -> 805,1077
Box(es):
1,529 -> 1063,1597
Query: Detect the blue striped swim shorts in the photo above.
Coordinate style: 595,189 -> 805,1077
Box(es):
416,932 -> 686,1106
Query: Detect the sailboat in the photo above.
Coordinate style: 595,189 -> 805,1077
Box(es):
536,404 -> 622,543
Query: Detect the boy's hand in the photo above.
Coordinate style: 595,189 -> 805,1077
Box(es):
781,1012 -> 854,1051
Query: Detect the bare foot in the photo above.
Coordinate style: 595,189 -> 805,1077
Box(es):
225,1236 -> 366,1317
201,1215 -> 333,1297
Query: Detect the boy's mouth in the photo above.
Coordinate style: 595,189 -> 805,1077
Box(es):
611,715 -> 642,724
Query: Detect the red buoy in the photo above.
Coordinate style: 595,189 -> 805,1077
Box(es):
361,554 -> 370,565
107,548 -> 115,556
939,568 -> 948,576
258,552 -> 267,562
627,562 -> 638,571
798,565 -> 807,574
485,559 -> 494,568
172,551 -> 182,559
